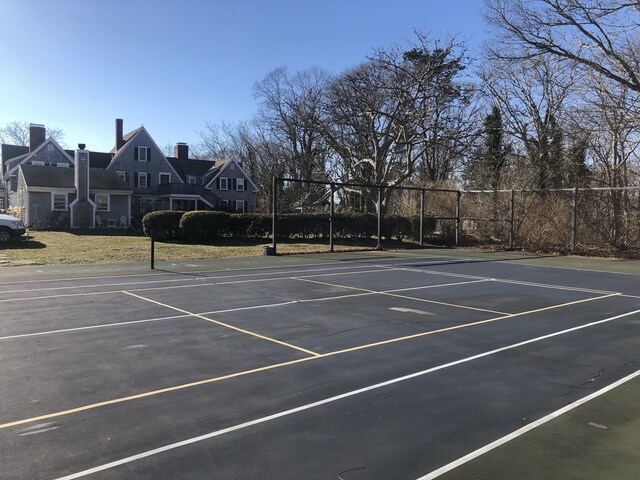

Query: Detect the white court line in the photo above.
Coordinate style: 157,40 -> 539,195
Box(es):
0,263 -> 382,296
0,280 -> 485,341
0,314 -> 189,341
53,307 -> 640,480
0,257 -> 409,288
417,369 -> 640,479
0,301 -> 301,341
377,264 -> 619,295
369,250 -> 640,277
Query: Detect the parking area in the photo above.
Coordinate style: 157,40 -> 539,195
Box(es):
0,250 -> 638,479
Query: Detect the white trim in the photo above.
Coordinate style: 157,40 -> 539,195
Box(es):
107,126 -> 184,183
51,192 -> 68,211
219,177 -> 228,190
187,176 -> 197,184
204,159 -> 259,192
235,199 -> 245,213
116,171 -> 127,184
56,162 -> 71,168
236,178 -> 245,191
94,193 -> 110,212
137,172 -> 148,189
159,172 -> 171,185
137,146 -> 149,162
31,160 -> 45,166
6,138 -> 74,178
68,197 -> 97,228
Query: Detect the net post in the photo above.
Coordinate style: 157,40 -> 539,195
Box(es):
376,185 -> 383,250
329,182 -> 335,252
419,188 -> 425,247
509,189 -> 515,249
272,176 -> 278,254
150,229 -> 155,270
455,190 -> 461,247
571,186 -> 578,254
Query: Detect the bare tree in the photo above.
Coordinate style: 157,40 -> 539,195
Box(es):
321,35 -> 475,212
484,0 -> 640,92
0,121 -> 65,147
480,54 -> 577,188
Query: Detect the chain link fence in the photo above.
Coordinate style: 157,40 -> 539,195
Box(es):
272,178 -> 640,256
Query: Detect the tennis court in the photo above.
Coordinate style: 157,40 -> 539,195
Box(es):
0,250 -> 638,479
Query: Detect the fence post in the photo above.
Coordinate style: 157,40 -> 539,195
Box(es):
272,176 -> 277,254
420,188 -> 425,247
329,182 -> 335,252
571,186 -> 578,254
376,185 -> 383,250
150,229 -> 155,270
509,189 -> 515,249
455,190 -> 461,247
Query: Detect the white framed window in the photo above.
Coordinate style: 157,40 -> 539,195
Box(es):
52,193 -> 68,211
47,144 -> 54,152
137,172 -> 148,188
116,171 -> 128,184
236,178 -> 245,191
31,161 -> 45,166
187,176 -> 197,184
56,162 -> 70,168
95,193 -> 109,211
159,172 -> 171,185
235,200 -> 245,213
220,177 -> 228,190
137,146 -> 149,162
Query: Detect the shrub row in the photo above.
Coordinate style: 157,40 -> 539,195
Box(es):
142,210 -> 436,243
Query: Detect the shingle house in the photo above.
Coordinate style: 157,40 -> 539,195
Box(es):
1,121 -> 259,227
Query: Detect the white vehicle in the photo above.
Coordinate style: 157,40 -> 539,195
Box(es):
0,213 -> 26,243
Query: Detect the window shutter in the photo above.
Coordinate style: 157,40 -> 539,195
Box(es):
125,172 -> 130,185
134,147 -> 139,161
134,173 -> 138,188
232,178 -> 237,190
147,148 -> 151,162
216,178 -> 220,190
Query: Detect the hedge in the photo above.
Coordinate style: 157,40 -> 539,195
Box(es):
143,210 -> 431,243
142,210 -> 185,240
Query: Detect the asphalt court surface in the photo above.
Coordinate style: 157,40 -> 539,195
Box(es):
0,251 -> 638,479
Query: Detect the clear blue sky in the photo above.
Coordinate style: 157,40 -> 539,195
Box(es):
0,0 -> 486,153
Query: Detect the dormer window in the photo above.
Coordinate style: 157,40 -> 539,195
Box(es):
136,146 -> 150,162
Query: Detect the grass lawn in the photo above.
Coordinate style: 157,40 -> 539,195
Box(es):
0,230 -> 378,266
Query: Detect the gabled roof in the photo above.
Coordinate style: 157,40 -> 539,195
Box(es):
167,157 -> 216,181
110,127 -> 142,154
5,138 -> 74,178
64,150 -> 113,169
2,144 -> 29,173
20,164 -> 131,191
204,159 -> 259,192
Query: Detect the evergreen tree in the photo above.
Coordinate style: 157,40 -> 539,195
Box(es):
481,105 -> 508,190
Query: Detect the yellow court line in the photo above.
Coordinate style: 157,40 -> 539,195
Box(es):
293,277 -> 511,316
0,292 -> 620,431
122,291 -> 320,358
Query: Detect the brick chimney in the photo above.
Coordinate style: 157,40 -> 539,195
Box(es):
115,118 -> 124,151
29,124 -> 46,152
174,143 -> 189,161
